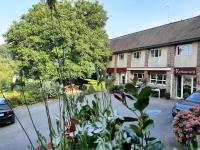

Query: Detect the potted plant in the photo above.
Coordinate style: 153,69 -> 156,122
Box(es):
165,92 -> 170,99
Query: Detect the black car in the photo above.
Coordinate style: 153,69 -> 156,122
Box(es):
172,91 -> 200,117
0,98 -> 15,124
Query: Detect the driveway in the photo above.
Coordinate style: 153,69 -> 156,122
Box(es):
0,96 -> 182,150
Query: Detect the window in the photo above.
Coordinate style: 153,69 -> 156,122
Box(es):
133,51 -> 141,59
150,74 -> 166,85
176,44 -> 192,56
119,54 -> 124,60
150,49 -> 161,58
133,73 -> 144,82
109,56 -> 112,61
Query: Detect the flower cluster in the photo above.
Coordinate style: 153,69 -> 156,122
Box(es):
172,105 -> 200,145
64,118 -> 80,141
36,142 -> 52,150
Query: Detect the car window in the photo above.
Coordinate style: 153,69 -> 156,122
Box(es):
0,98 -> 6,104
186,92 -> 200,102
0,104 -> 10,110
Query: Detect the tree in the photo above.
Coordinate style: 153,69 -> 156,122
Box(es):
0,45 -> 17,89
4,1 -> 110,82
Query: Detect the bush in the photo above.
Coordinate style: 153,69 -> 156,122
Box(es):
173,105 -> 200,148
165,92 -> 170,99
1,82 -> 44,107
83,79 -> 106,93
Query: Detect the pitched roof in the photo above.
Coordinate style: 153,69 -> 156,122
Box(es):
111,15 -> 200,53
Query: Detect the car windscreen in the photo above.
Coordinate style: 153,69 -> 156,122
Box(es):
186,92 -> 200,103
0,104 -> 10,110
0,98 -> 6,104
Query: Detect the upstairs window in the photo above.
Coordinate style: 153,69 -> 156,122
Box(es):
119,54 -> 124,60
151,49 -> 161,58
109,56 -> 112,61
133,51 -> 141,59
176,44 -> 192,56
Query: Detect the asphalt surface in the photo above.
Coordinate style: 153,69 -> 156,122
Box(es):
0,95 -> 182,150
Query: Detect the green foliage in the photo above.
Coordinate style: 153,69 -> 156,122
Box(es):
83,79 -> 106,93
4,1 -> 110,80
114,83 -> 164,150
1,82 -> 43,107
0,44 -> 17,89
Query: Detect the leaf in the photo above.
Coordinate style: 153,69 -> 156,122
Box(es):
134,97 -> 149,111
113,93 -> 123,101
148,140 -> 164,150
125,83 -> 138,96
123,117 -> 138,122
123,92 -> 136,101
138,86 -> 152,99
143,119 -> 154,133
134,86 -> 151,111
129,124 -> 142,137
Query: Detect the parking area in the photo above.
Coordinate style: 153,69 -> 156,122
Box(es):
0,96 -> 182,150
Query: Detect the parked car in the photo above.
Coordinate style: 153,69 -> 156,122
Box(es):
172,91 -> 200,117
0,98 -> 15,124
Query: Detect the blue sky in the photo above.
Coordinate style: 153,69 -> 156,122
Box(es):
1,0 -> 200,44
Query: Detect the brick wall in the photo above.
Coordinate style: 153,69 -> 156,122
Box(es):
167,46 -> 176,67
196,42 -> 200,90
127,52 -> 132,68
144,50 -> 149,67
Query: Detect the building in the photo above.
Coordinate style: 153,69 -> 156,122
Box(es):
107,15 -> 200,99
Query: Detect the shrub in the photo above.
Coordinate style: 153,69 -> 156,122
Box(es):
84,79 -> 106,93
172,105 -> 200,148
165,92 -> 170,99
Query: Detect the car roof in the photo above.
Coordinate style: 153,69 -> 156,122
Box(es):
0,98 -> 6,104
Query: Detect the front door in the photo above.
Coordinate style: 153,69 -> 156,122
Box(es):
119,73 -> 126,85
176,75 -> 197,98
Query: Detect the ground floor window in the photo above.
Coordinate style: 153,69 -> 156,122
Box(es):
133,73 -> 144,82
150,74 -> 166,85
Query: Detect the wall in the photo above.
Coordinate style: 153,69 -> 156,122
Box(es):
148,47 -> 168,67
107,55 -> 115,68
116,53 -> 127,67
174,42 -> 198,67
131,50 -> 146,67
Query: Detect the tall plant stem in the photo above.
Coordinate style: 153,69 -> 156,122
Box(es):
0,89 -> 35,149
39,80 -> 54,150
19,75 -> 41,142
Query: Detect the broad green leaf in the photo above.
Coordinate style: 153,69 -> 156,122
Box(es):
143,119 -> 154,133
129,124 -> 142,137
125,83 -> 138,96
134,86 -> 151,111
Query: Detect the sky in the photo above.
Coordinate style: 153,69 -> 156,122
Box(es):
1,0 -> 200,44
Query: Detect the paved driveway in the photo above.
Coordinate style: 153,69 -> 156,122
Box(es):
0,96 -> 182,150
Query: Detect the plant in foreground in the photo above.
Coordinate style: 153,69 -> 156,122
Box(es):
173,105 -> 200,149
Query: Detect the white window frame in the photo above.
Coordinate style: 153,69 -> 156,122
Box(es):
150,49 -> 161,58
150,74 -> 166,85
133,51 -> 141,59
176,44 -> 192,56
118,53 -> 124,61
133,73 -> 144,82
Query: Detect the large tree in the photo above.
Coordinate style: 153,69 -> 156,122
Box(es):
0,45 -> 17,88
4,1 -> 110,81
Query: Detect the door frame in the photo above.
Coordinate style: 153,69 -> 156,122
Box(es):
176,75 -> 195,99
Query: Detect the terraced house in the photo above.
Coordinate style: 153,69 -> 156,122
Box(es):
107,15 -> 200,99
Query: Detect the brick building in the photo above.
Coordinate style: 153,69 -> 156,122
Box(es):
107,15 -> 200,99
